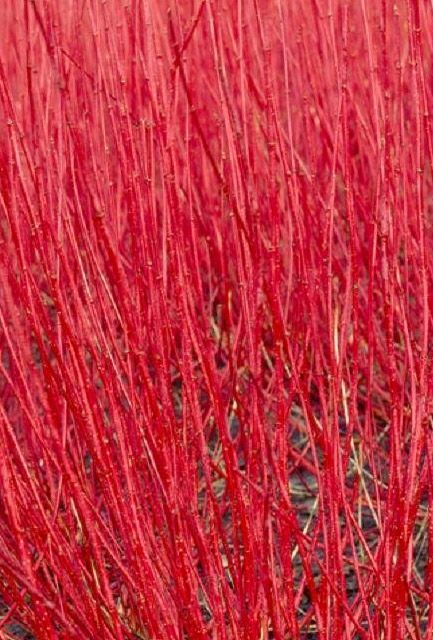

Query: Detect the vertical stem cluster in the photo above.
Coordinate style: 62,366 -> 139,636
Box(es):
0,1 -> 433,638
